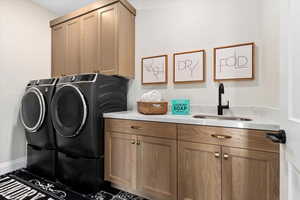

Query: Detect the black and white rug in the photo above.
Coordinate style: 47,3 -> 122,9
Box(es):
0,170 -> 148,200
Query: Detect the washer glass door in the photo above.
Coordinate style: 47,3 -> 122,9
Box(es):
51,84 -> 87,138
20,87 -> 46,133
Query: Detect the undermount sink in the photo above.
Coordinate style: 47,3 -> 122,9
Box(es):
193,114 -> 252,121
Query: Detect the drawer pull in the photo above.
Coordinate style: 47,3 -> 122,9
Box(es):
214,152 -> 220,158
131,140 -> 136,144
131,125 -> 142,130
211,134 -> 232,139
223,153 -> 229,159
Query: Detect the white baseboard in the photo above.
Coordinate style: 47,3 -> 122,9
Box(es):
0,157 -> 26,175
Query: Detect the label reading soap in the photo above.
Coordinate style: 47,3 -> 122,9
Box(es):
172,99 -> 190,115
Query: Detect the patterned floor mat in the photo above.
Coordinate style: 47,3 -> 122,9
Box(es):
0,170 -> 148,200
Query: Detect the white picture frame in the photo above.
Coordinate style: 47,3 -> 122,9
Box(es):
214,43 -> 255,81
173,50 -> 205,83
142,55 -> 168,85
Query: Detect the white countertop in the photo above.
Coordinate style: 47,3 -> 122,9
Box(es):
103,111 -> 280,131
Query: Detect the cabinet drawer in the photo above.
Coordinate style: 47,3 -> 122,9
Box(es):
105,119 -> 177,139
178,124 -> 279,153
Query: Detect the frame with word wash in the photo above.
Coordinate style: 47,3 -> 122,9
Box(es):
214,42 -> 255,81
142,55 -> 168,85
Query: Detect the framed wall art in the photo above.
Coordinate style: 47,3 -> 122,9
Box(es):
142,55 -> 168,84
173,50 -> 205,83
214,42 -> 255,81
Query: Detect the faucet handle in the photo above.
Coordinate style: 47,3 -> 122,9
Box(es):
224,100 -> 230,109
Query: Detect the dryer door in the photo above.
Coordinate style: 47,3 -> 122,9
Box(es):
20,87 -> 46,133
51,84 -> 88,138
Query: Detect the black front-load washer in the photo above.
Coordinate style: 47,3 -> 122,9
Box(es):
51,73 -> 127,158
51,73 -> 127,192
20,78 -> 57,179
20,78 -> 57,149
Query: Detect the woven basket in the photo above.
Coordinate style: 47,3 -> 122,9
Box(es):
137,101 -> 168,115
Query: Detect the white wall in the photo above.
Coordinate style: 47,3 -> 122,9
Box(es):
128,0 -> 280,110
0,0 -> 56,163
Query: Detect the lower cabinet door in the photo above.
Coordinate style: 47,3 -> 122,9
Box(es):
137,136 -> 177,200
178,141 -> 221,200
105,132 -> 137,190
222,147 -> 279,200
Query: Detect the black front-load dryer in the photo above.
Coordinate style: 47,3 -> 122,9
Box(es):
20,78 -> 57,149
51,73 -> 128,158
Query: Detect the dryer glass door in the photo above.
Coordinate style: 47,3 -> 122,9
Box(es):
51,84 -> 87,138
20,87 -> 46,133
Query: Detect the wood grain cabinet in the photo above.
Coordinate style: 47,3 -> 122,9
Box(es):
105,132 -> 137,190
105,119 -> 177,200
178,142 -> 221,200
50,0 -> 135,78
65,18 -> 81,75
178,124 -> 279,200
137,136 -> 177,200
51,24 -> 66,77
105,119 -> 279,200
222,147 -> 279,200
80,11 -> 99,74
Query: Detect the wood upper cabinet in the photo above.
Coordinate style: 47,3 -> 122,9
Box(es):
105,132 -> 137,190
222,147 -> 279,200
98,4 -> 118,75
65,18 -> 81,75
51,24 -> 66,77
80,11 -> 99,74
178,141 -> 221,200
50,0 -> 135,78
137,136 -> 177,200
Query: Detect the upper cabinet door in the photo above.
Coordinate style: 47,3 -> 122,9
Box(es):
52,24 -> 66,77
80,11 -> 99,74
137,136 -> 177,200
222,147 -> 279,200
178,141 -> 221,200
98,4 -> 118,75
65,18 -> 81,75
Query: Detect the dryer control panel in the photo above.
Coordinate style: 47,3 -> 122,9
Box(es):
57,74 -> 97,84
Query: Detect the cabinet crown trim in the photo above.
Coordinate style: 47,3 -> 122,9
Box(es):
50,0 -> 136,27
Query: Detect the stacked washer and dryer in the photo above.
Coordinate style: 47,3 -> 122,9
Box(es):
20,73 -> 128,193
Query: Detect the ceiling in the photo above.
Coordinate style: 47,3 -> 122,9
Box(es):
31,0 -> 98,16
31,0 -> 184,16
31,0 -> 141,16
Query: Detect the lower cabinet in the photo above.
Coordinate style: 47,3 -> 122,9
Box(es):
105,132 -> 137,189
178,142 -> 221,200
222,147 -> 279,200
178,141 -> 279,200
105,131 -> 177,200
137,136 -> 177,200
105,119 -> 279,200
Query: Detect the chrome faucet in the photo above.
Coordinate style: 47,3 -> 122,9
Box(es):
218,83 -> 229,115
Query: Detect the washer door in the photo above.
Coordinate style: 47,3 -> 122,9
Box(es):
20,87 -> 46,133
51,84 -> 87,138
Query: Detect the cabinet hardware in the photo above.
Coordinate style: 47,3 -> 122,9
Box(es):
131,125 -> 141,130
266,130 -> 286,144
131,140 -> 136,144
223,153 -> 229,159
211,134 -> 232,139
214,152 -> 220,158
